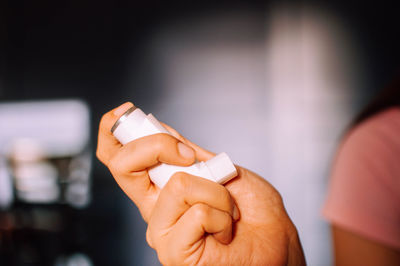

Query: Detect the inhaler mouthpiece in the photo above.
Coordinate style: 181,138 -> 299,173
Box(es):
111,106 -> 237,188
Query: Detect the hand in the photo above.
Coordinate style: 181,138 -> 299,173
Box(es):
97,103 -> 305,265
96,102 -> 196,221
148,124 -> 305,265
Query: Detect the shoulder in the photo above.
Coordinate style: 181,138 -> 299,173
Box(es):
334,106 -> 400,194
323,107 -> 400,249
340,107 -> 400,163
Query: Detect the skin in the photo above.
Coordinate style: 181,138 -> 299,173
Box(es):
97,102 -> 306,266
332,226 -> 400,266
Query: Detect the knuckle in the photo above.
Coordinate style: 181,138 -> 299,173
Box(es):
192,203 -> 209,221
153,133 -> 170,150
166,172 -> 189,194
108,156 -> 122,174
151,133 -> 176,156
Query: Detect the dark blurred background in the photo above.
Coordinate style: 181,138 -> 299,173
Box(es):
0,1 -> 399,265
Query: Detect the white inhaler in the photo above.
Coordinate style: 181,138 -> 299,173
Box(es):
111,106 -> 237,188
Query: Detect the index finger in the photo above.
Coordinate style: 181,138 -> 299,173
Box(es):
96,102 -> 134,164
149,172 -> 239,231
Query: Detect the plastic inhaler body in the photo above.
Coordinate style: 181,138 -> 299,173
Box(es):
111,106 -> 237,188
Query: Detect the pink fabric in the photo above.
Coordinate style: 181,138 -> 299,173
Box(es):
323,107 -> 400,250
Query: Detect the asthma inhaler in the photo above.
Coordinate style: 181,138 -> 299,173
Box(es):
111,106 -> 237,188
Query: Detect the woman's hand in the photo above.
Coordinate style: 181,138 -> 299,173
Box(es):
97,103 -> 305,265
96,102 -> 198,221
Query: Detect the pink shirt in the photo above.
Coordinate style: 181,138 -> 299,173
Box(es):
323,107 -> 400,250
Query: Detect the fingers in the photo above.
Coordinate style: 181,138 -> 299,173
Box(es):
96,103 -> 197,222
160,172 -> 238,221
148,173 -> 239,239
107,133 -> 195,174
146,204 -> 233,248
98,103 -> 196,173
161,123 -> 216,161
148,203 -> 233,265
172,203 -> 233,246
96,102 -> 134,164
146,173 -> 238,264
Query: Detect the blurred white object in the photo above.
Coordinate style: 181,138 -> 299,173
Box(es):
0,99 -> 91,208
0,100 -> 90,157
55,252 -> 93,266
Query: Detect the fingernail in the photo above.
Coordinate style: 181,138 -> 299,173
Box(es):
113,102 -> 133,116
233,204 -> 240,221
177,142 -> 195,159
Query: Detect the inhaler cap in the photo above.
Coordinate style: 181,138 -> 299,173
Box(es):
205,152 -> 237,184
111,106 -> 138,134
111,107 -> 147,145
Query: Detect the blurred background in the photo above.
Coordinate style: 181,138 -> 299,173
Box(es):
0,0 -> 399,265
